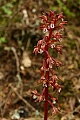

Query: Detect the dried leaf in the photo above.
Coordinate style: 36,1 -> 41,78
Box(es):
22,51 -> 31,67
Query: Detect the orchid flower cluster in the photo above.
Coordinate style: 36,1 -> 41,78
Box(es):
31,11 -> 67,120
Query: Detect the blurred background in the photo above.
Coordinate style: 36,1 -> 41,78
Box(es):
0,0 -> 80,120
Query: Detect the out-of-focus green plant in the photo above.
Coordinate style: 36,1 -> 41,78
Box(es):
1,2 -> 13,15
0,37 -> 7,44
1,0 -> 17,16
0,0 -> 18,45
52,0 -> 80,18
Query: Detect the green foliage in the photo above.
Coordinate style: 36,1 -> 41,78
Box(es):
0,37 -> 7,44
52,0 -> 80,18
0,0 -> 17,44
2,6 -> 12,15
1,0 -> 17,16
2,2 -> 13,15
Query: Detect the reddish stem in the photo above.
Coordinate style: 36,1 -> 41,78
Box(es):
44,82 -> 48,120
44,51 -> 49,120
44,29 -> 53,120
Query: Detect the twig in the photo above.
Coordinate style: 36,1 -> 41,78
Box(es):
9,84 -> 43,118
4,46 -> 23,106
26,38 -> 31,51
0,89 -> 12,117
11,47 -> 20,75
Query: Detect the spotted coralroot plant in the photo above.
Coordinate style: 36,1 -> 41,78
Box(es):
31,11 -> 67,120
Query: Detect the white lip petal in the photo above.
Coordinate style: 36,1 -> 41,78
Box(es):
33,95 -> 37,99
53,100 -> 56,104
51,44 -> 55,48
43,28 -> 48,33
50,24 -> 54,28
58,88 -> 61,93
38,49 -> 43,54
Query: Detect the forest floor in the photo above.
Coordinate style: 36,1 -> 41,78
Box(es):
0,0 -> 80,120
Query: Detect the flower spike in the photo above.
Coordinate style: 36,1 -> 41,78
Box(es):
31,11 -> 67,120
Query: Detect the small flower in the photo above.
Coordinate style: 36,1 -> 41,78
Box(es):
58,88 -> 61,93
31,89 -> 38,95
51,75 -> 58,82
58,38 -> 62,42
54,38 -> 56,40
43,83 -> 47,87
39,49 -> 43,54
53,100 -> 56,104
56,60 -> 62,67
49,64 -> 52,68
47,25 -> 50,30
33,95 -> 37,99
48,100 -> 59,114
41,76 -> 45,80
40,15 -> 48,22
50,23 -> 54,28
56,12 -> 65,21
36,95 -> 44,102
41,44 -> 46,50
55,45 -> 63,54
59,21 -> 67,28
61,18 -> 64,21
33,47 -> 39,55
46,57 -> 56,68
43,28 -> 48,33
52,107 -> 59,114
50,44 -> 55,48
